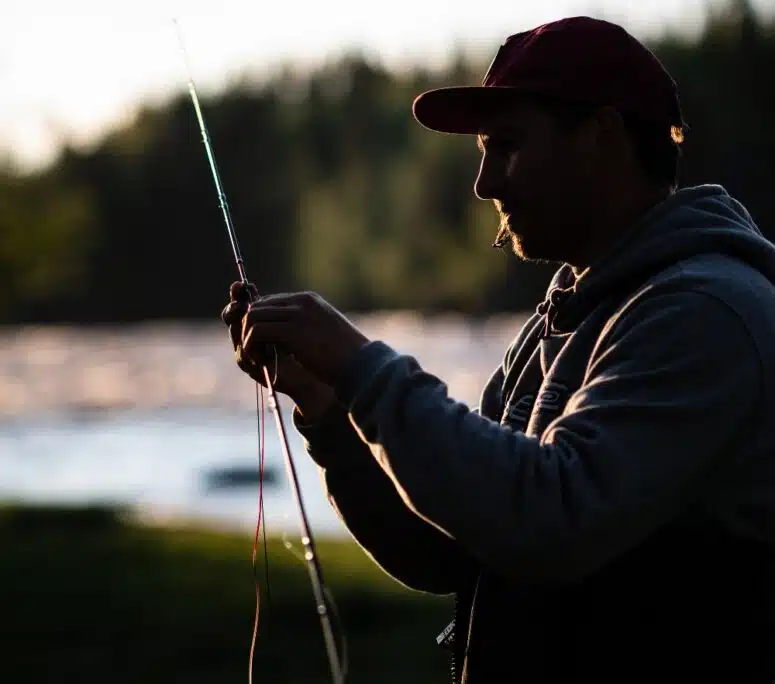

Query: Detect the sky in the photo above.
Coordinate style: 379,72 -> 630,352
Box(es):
1,0 -> 773,172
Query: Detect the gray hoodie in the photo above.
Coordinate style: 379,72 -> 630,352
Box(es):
294,184 -> 775,681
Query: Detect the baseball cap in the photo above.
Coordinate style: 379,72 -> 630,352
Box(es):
412,16 -> 686,143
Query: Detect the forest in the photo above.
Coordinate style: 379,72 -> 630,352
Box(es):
1,1 -> 773,323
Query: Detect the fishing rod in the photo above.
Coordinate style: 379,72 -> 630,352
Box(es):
173,20 -> 346,684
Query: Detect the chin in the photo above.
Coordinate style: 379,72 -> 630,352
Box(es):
509,233 -> 563,264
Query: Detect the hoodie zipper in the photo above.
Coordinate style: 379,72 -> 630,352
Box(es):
449,598 -> 457,684
439,579 -> 477,684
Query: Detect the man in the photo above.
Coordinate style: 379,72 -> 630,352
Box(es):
222,16 -> 775,682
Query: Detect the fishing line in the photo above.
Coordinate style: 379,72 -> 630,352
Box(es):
248,383 -> 270,684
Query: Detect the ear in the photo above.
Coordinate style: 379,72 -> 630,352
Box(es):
573,106 -> 625,154
592,106 -> 627,147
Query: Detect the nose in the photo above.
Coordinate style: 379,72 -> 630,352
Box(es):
474,153 -> 506,200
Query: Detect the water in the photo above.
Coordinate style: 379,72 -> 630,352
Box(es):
0,314 -> 528,536
0,405 -> 344,535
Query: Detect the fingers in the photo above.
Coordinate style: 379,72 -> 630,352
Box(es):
229,281 -> 259,303
219,300 -> 245,353
221,290 -> 248,358
221,300 -> 241,325
242,304 -> 302,352
242,321 -> 291,360
224,283 -> 296,386
234,344 -> 252,373
235,343 -> 260,377
243,303 -> 301,327
229,281 -> 245,300
237,337 -> 279,383
222,281 -> 259,331
226,290 -> 312,369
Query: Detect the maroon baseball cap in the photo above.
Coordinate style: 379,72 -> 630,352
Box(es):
413,16 -> 685,142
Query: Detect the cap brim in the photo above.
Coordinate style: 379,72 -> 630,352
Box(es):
412,86 -> 524,134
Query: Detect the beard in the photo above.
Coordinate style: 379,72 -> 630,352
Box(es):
492,212 -> 512,249
494,208 -> 563,264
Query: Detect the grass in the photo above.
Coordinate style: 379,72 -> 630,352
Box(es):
0,504 -> 452,683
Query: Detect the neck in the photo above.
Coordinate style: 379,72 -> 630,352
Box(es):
568,184 -> 672,273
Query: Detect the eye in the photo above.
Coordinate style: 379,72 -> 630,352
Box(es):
488,134 -> 522,154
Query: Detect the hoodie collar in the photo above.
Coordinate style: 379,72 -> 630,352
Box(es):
535,184 -> 775,337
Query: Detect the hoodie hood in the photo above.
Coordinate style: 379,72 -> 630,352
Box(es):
537,184 -> 775,336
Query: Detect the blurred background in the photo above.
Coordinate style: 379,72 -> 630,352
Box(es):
2,0 -> 774,681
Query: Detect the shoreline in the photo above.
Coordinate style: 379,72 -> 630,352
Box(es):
1,502 -> 452,682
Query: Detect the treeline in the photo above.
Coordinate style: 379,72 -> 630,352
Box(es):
1,1 -> 774,323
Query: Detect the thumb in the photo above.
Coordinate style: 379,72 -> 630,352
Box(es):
230,281 -> 259,304
221,300 -> 249,352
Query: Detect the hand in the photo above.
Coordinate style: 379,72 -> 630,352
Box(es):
241,291 -> 370,387
221,283 -> 336,420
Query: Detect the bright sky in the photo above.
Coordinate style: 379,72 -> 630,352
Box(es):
2,0 -> 773,172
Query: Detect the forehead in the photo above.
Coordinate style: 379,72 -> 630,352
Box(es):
477,97 -> 548,137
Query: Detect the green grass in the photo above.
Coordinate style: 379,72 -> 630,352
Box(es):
0,504 -> 452,683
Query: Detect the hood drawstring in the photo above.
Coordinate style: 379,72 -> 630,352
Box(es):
536,287 -> 573,339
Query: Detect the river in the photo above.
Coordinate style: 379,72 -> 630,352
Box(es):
0,313 -> 527,536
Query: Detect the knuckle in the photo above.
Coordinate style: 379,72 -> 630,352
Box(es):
236,349 -> 256,372
222,304 -> 239,324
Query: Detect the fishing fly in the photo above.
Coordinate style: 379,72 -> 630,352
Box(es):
173,19 -> 346,684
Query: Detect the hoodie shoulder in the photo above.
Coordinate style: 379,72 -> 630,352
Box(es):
627,253 -> 775,377
648,252 -> 775,315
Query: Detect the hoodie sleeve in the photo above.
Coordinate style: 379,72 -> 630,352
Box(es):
334,290 -> 762,583
291,368 -> 504,593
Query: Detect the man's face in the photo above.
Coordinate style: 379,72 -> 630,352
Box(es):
474,99 -> 600,264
